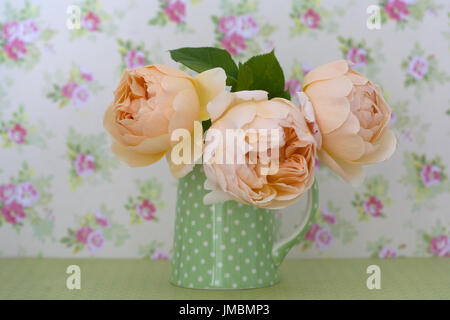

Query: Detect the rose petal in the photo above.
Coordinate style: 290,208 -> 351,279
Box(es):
352,129 -> 397,164
302,60 -> 349,89
111,141 -> 165,167
318,148 -> 365,186
193,68 -> 226,121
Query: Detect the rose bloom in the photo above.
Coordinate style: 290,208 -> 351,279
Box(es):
8,123 -> 27,144
305,223 -> 320,241
235,14 -> 259,39
315,227 -> 333,251
218,15 -> 237,35
221,33 -> 246,56
1,201 -> 26,225
15,181 -> 40,208
408,56 -> 428,80
87,229 -> 104,255
301,8 -> 320,29
125,50 -> 146,69
321,206 -> 336,225
378,245 -> 398,259
94,209 -> 109,227
346,48 -> 367,68
104,64 -> 225,177
164,0 -> 186,24
75,153 -> 96,176
76,226 -> 92,244
2,21 -> 20,40
151,248 -> 171,260
384,0 -> 409,21
203,90 -> 317,209
136,199 -> 156,220
62,82 -> 78,98
285,78 -> 302,98
363,195 -> 383,217
0,183 -> 16,205
420,164 -> 441,187
429,235 -> 450,257
82,11 -> 100,32
72,85 -> 90,108
17,19 -> 40,43
302,60 -> 396,186
4,38 -> 27,60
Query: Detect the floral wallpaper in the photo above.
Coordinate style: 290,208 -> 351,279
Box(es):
0,0 -> 449,259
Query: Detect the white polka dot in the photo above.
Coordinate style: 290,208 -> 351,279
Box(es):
266,254 -> 270,259
238,248 -> 243,253
184,273 -> 188,278
256,233 -> 261,239
262,243 -> 266,249
242,276 -> 247,281
217,262 -> 223,268
203,241 -> 208,247
182,245 -> 185,251
248,241 -> 253,246
260,261 -> 264,267
197,231 -> 202,236
224,227 -> 229,233
259,216 -> 263,221
198,276 -> 203,282
220,244 -> 226,250
210,252 -> 215,257
232,283 -> 237,288
186,256 -> 191,261
186,210 -> 190,215
197,185 -> 201,190
206,224 -> 211,229
213,234 -> 219,240
264,226 -> 268,231
234,220 -> 240,225
216,216 -> 222,222
178,280 -> 181,285
241,230 -> 246,236
184,228 -> 188,233
225,273 -> 230,278
194,203 -> 198,208
258,279 -> 263,284
189,283 -> 193,288
244,212 -> 250,218
188,192 -> 193,198
192,266 -> 196,271
245,258 -> 250,264
227,209 -> 232,215
235,265 -> 240,271
231,238 -> 236,243
194,248 -> 199,254
228,255 -> 233,261
182,200 -> 186,205
252,269 -> 256,274
254,251 -> 258,256
180,263 -> 184,268
200,259 -> 205,264
265,271 -> 269,276
180,217 -> 184,223
191,220 -> 196,226
250,223 -> 255,228
188,238 -> 193,243
184,182 -> 188,187
191,174 -> 196,180
200,213 -> 205,219
214,280 -> 220,286
207,270 -> 212,275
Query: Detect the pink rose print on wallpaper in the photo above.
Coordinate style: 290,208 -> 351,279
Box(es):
367,237 -> 406,259
125,178 -> 166,225
416,221 -> 450,258
400,153 -> 449,211
289,0 -> 348,38
45,65 -> 102,109
401,43 -> 449,98
65,128 -> 119,190
139,240 -> 171,260
337,37 -> 386,79
0,162 -> 54,241
68,0 -> 132,40
379,0 -> 443,29
0,1 -> 56,70
212,0 -> 275,59
61,205 -> 129,255
352,176 -> 392,221
149,0 -> 194,33
0,104 -> 53,150
299,202 -> 357,253
117,39 -> 154,74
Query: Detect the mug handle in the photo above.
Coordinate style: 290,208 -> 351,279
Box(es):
272,179 -> 318,266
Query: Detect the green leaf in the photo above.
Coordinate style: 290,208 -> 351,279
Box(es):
233,50 -> 290,99
169,47 -> 238,86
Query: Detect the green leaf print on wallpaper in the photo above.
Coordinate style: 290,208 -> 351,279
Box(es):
170,165 -> 318,289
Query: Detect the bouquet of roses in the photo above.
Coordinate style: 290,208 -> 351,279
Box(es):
103,47 -> 396,209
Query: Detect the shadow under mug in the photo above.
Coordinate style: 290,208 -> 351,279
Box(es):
170,165 -> 318,289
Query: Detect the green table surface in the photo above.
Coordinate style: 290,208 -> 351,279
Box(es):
0,258 -> 449,300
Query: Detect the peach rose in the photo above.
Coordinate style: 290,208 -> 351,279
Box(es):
203,90 -> 317,209
302,60 -> 396,186
104,64 -> 225,175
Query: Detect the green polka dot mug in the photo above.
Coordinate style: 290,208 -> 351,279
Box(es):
170,165 -> 318,289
